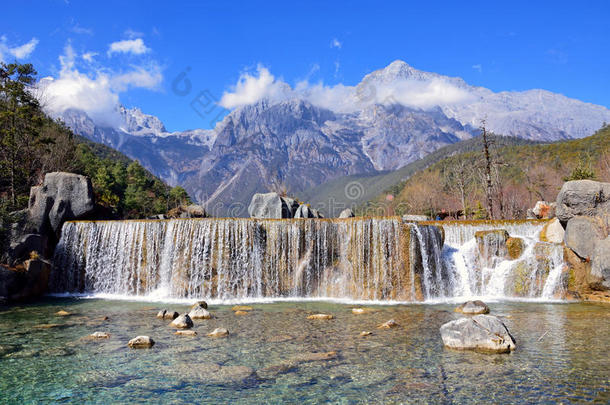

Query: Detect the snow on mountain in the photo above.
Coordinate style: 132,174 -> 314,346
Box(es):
56,60 -> 610,216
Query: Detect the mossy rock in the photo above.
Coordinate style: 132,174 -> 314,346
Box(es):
509,260 -> 531,297
506,237 -> 525,260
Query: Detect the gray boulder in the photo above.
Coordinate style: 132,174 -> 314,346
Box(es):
338,208 -> 355,218
280,197 -> 300,217
248,192 -> 294,218
440,314 -> 516,353
591,236 -> 610,290
556,180 -> 610,223
564,216 -> 606,259
27,172 -> 95,236
294,204 -> 323,218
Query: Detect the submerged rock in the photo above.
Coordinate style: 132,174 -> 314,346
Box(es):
231,305 -> 253,311
440,315 -> 516,353
87,331 -> 110,339
188,306 -> 211,319
360,331 -> 373,337
256,362 -> 297,379
128,336 -> 155,348
170,314 -> 194,329
307,313 -> 333,320
208,328 -> 229,338
455,300 -> 490,315
234,310 -> 248,316
55,310 -> 71,316
377,319 -> 399,329
293,351 -> 338,362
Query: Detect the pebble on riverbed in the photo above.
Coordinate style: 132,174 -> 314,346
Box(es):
87,331 -> 110,339
175,330 -> 197,336
377,319 -> 399,329
207,328 -> 229,338
360,331 -> 373,337
55,310 -> 71,316
232,305 -> 253,312
352,308 -> 374,314
307,313 -> 334,320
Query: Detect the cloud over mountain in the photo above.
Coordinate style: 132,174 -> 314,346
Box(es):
39,42 -> 162,128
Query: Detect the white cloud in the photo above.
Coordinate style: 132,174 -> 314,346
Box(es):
108,38 -> 150,56
219,65 -> 291,109
124,29 -> 144,39
82,51 -> 98,62
472,64 -> 482,73
0,37 -> 39,61
220,63 -> 474,113
330,38 -> 342,49
39,43 -> 162,128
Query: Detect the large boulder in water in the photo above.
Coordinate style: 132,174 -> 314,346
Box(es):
564,216 -> 606,259
248,192 -> 297,218
556,180 -> 610,224
440,315 -> 516,353
27,172 -> 95,236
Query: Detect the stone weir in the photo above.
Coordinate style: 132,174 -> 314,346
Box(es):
50,217 -> 448,302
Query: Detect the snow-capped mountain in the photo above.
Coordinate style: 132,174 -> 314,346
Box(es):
57,60 -> 610,216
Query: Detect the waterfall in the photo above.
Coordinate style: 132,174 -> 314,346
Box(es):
52,218 -> 429,302
434,220 -> 566,300
52,218 -> 567,302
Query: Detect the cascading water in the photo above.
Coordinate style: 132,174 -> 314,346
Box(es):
51,218 -> 434,302
433,220 -> 566,300
51,218 -> 567,302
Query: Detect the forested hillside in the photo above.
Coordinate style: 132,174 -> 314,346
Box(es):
0,62 -> 190,223
363,126 -> 610,219
298,134 -> 536,216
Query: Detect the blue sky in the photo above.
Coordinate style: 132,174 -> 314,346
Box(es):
1,0 -> 609,131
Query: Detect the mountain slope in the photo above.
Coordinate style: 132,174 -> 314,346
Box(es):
55,60 -> 610,216
297,135 -> 538,217
363,126 -> 610,219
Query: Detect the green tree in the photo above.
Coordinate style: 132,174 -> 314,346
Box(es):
0,62 -> 42,208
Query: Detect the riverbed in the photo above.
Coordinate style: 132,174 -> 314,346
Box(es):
0,299 -> 608,403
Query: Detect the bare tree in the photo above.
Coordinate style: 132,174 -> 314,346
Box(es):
480,120 -> 495,219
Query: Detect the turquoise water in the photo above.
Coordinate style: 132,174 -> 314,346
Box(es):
0,299 -> 608,404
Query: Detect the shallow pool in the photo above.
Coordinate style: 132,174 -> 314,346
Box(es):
0,299 -> 608,404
